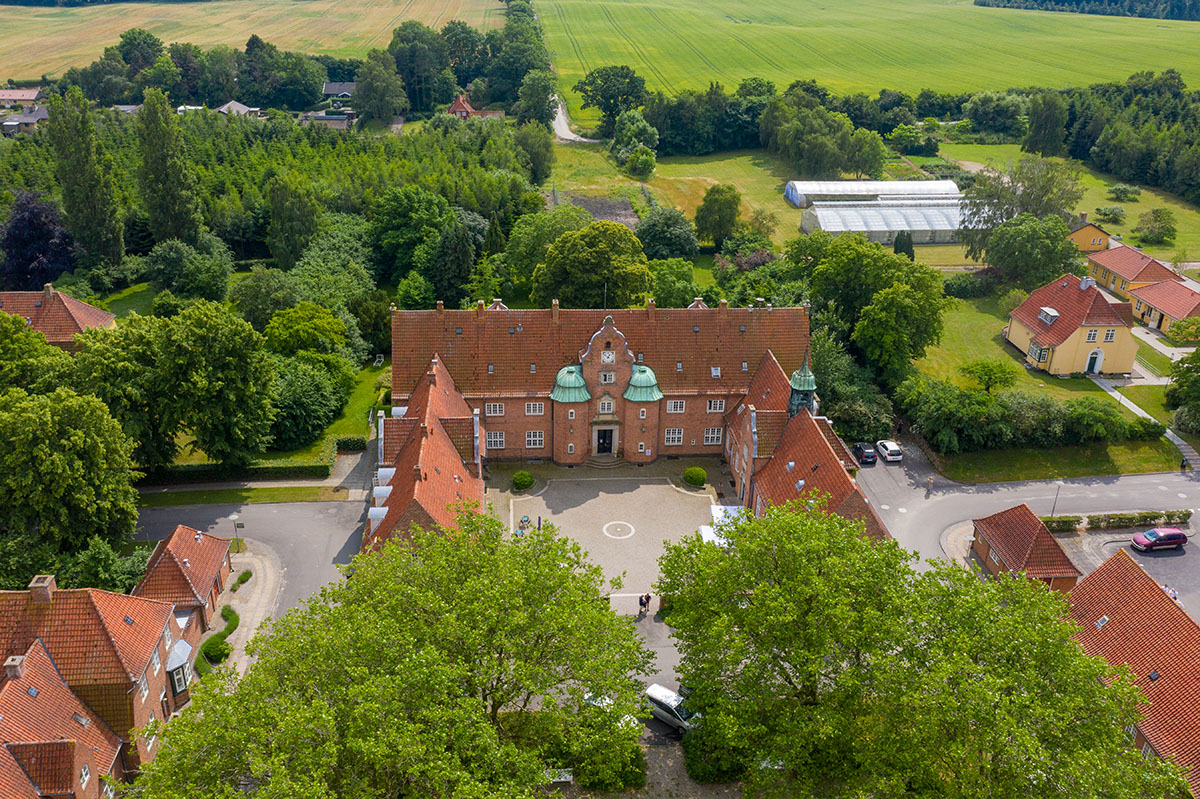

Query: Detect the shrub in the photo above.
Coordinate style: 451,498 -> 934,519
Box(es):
575,741 -> 648,791
1093,205 -> 1126,225
1129,416 -> 1166,440
1040,515 -> 1082,532
998,287 -> 1029,317
683,466 -> 707,487
512,471 -> 534,491
220,603 -> 240,634
230,569 -> 252,592
201,635 -> 232,663
943,269 -> 1001,299
335,435 -> 367,451
1165,509 -> 1194,524
1108,183 -> 1142,202
269,356 -> 346,450
193,654 -> 212,676
681,725 -> 748,783
626,146 -> 656,179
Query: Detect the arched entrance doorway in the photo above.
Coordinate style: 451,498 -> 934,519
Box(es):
1086,348 -> 1105,374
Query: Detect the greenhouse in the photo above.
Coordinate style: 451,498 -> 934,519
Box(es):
800,197 -> 962,244
784,179 -> 960,207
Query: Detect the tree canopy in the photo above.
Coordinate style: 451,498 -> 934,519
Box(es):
531,221 -> 651,308
960,156 -> 1083,259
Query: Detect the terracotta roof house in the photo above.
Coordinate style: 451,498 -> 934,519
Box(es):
0,640 -> 126,798
1086,245 -> 1181,300
1068,214 -> 1111,253
1128,280 -> 1200,336
447,94 -> 503,120
0,575 -> 194,773
1070,549 -> 1200,793
0,88 -> 42,108
1005,273 -> 1136,375
970,504 -> 1080,591
133,525 -> 232,633
0,284 -> 115,350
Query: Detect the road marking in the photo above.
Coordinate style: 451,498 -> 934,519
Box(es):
898,508 -> 908,513
1159,485 -> 1169,491
1180,493 -> 1189,498
603,521 -> 636,540
880,504 -> 890,510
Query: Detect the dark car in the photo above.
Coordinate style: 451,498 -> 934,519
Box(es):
852,442 -> 877,464
1131,527 -> 1188,552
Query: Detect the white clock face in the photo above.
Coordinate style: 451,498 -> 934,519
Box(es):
601,350 -> 615,363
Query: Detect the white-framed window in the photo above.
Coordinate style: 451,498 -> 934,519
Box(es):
525,402 -> 544,416
638,442 -> 645,452
81,764 -> 90,789
1142,742 -> 1154,758
600,372 -> 615,384
147,711 -> 157,749
172,668 -> 187,694
1026,341 -> 1048,363
707,399 -> 725,413
599,400 -> 613,414
639,408 -> 647,419
711,366 -> 721,378
485,431 -> 505,450
568,443 -> 575,454
139,673 -> 148,701
742,361 -> 748,371
104,783 -> 116,799
151,648 -> 161,675
1121,279 -> 1127,290
530,363 -> 537,373
568,409 -> 575,420
1135,300 -> 1143,312
667,400 -> 685,414
989,549 -> 999,566
676,362 -> 682,372
485,403 -> 504,417
1125,724 -> 1136,740
637,352 -> 644,362
1104,329 -> 1115,342
526,431 -> 544,449
704,427 -> 722,445
1086,329 -> 1098,342
487,364 -> 494,374
664,428 -> 683,446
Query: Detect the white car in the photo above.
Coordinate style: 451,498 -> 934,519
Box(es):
875,440 -> 903,462
644,683 -> 700,732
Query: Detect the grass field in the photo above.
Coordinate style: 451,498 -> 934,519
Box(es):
102,282 -> 155,317
941,143 -> 1200,258
138,485 -> 349,507
0,0 -> 505,81
541,0 -> 1200,125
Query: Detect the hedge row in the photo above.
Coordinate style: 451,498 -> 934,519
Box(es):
139,439 -> 338,485
1040,509 -> 1192,531
200,604 -> 242,666
334,435 -> 368,451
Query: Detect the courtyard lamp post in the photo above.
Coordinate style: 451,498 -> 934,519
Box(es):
1050,480 -> 1066,517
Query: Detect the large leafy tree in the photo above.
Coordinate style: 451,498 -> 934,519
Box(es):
531,221 -> 651,308
657,503 -> 1189,797
143,235 -> 233,300
267,174 -> 322,271
514,69 -> 557,128
0,387 -> 139,552
45,86 -> 124,267
263,301 -> 348,356
504,204 -> 592,290
513,120 -> 555,185
573,65 -> 647,136
417,217 -> 475,306
851,281 -> 948,385
985,213 -> 1082,288
137,88 -> 204,245
694,184 -> 741,249
635,206 -> 699,261
370,184 -> 455,283
117,27 -> 164,75
228,265 -> 300,331
135,510 -> 651,797
0,312 -> 72,393
1023,92 -> 1069,157
649,258 -> 702,307
354,49 -> 409,124
0,192 -> 76,290
960,156 -> 1083,259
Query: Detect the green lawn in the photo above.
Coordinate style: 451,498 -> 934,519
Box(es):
1122,384 -> 1200,452
102,282 -> 156,318
941,438 -> 1180,483
1136,342 -> 1174,378
941,142 -> 1200,258
692,254 -> 716,288
542,0 -> 1200,126
915,244 -> 975,268
138,485 -> 350,507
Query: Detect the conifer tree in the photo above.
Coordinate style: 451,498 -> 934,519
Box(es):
137,88 -> 203,245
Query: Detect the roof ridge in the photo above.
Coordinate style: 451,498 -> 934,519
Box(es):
163,546 -> 204,604
85,591 -> 135,683
27,637 -> 126,743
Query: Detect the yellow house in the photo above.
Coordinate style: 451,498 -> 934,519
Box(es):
1006,274 -> 1136,375
1128,280 -> 1200,335
1068,217 -> 1111,254
1085,245 -> 1180,301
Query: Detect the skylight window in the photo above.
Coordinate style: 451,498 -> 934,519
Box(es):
124,615 -> 134,625
26,687 -> 37,697
1095,615 -> 1109,629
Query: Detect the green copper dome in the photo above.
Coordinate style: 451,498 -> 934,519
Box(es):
550,365 -> 591,403
790,363 -> 816,392
623,365 -> 664,402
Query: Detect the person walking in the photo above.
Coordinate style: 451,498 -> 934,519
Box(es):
637,594 -> 647,614
641,593 -> 652,615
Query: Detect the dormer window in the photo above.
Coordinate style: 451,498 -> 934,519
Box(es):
1038,306 -> 1059,325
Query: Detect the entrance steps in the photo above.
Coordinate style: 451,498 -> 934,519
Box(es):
584,455 -> 625,469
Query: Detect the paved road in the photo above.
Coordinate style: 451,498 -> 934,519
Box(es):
137,501 -> 366,613
552,98 -> 599,143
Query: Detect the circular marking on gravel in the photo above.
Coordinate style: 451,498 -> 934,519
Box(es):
1179,493 -> 1189,498
898,508 -> 908,514
603,521 -> 636,540
880,504 -> 890,510
1159,485 -> 1169,491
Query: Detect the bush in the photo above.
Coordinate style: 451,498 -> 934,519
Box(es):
269,356 -> 347,450
335,435 -> 367,451
220,603 -> 240,631
200,635 -> 232,664
943,269 -> 1001,299
681,725 -> 748,783
683,466 -> 707,487
1129,416 -> 1166,440
1108,183 -> 1141,202
512,471 -> 534,491
230,569 -> 252,592
998,287 -> 1029,317
575,742 -> 648,791
1165,509 -> 1194,524
1040,515 -> 1083,532
626,146 -> 656,179
193,654 -> 212,677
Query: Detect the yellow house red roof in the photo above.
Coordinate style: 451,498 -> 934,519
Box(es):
1010,274 -> 1130,349
1128,280 -> 1200,321
1087,246 -> 1181,284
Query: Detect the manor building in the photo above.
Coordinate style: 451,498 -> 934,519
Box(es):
365,299 -> 888,549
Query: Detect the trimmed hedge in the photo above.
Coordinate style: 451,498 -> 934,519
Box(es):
139,438 -> 337,485
1040,515 -> 1083,532
683,466 -> 707,487
230,569 -> 252,593
200,604 -> 243,665
513,471 -> 534,491
1041,509 -> 1192,532
334,435 -> 367,451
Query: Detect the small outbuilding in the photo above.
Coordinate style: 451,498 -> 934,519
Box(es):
971,504 -> 1081,592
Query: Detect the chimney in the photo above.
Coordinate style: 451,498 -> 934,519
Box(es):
551,298 -> 559,324
420,422 -> 428,437
1080,211 -> 1088,224
42,283 -> 53,301
413,464 -> 422,481
182,558 -> 190,568
476,299 -> 485,319
646,298 -> 656,321
718,298 -> 728,316
436,300 -> 444,312
194,531 -> 202,542
4,655 -> 25,680
28,575 -> 55,604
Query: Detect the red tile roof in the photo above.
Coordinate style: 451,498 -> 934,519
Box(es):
0,287 -> 115,348
972,504 -> 1081,579
1128,280 -> 1200,322
0,640 -> 123,798
0,585 -> 173,687
1087,246 -> 1181,284
1069,549 -> 1200,794
366,356 -> 486,550
1010,274 -> 1130,348
0,745 -> 39,799
391,302 -> 809,401
751,409 -> 889,540
133,525 -> 231,609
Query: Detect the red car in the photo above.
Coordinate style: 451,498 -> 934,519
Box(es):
1131,527 -> 1187,552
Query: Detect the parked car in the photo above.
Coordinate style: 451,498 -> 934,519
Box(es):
852,442 -> 877,464
1132,527 -> 1188,551
644,683 -> 700,732
875,440 -> 903,462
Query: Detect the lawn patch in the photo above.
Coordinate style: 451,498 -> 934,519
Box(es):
102,282 -> 157,318
138,486 -> 350,507
941,437 -> 1180,483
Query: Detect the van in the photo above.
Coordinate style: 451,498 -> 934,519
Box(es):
644,683 -> 700,732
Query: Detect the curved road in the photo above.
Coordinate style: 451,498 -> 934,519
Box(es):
552,98 -> 599,143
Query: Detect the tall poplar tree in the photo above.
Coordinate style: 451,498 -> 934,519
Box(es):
45,86 -> 124,267
266,174 -> 321,270
137,88 -> 203,245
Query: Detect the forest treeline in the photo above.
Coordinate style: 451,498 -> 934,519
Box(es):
974,0 -> 1200,20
